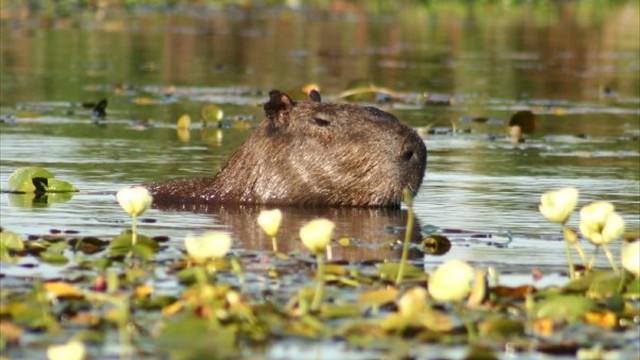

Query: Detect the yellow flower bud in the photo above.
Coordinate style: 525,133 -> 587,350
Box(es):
257,209 -> 282,237
47,340 -> 86,360
116,186 -> 153,217
397,287 -> 428,317
428,260 -> 474,302
184,231 -> 232,262
300,219 -> 335,255
621,239 -> 640,277
538,187 -> 579,224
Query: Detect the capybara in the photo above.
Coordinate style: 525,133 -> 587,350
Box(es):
147,90 -> 427,208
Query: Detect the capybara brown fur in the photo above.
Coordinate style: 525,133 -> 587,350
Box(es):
146,90 -> 427,208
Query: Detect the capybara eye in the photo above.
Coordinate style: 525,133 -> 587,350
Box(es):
314,118 -> 330,127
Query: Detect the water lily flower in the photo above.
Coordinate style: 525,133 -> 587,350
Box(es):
257,209 -> 282,252
116,186 -> 153,217
621,239 -> 640,278
579,202 -> 616,243
299,219 -> 335,312
116,186 -> 153,249
539,187 -> 579,224
184,231 -> 233,263
579,201 -> 624,271
47,340 -> 85,360
258,209 -> 282,237
300,219 -> 335,255
428,260 -> 474,302
397,287 -> 428,317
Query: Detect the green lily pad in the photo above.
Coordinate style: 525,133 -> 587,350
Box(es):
586,271 -> 623,299
535,295 -> 595,322
39,241 -> 70,265
156,314 -> 238,359
377,262 -> 426,281
7,167 -> 77,193
477,316 -> 525,339
108,231 -> 158,260
0,230 -> 24,251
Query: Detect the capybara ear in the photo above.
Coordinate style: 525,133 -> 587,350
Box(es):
264,90 -> 295,121
309,89 -> 321,103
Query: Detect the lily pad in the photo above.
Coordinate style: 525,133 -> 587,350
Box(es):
377,262 -> 425,281
108,231 -> 158,260
7,167 -> 77,193
535,295 -> 595,322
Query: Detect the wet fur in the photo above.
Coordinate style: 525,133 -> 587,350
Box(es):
147,90 -> 427,208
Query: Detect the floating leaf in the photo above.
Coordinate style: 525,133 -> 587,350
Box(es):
108,231 -> 158,260
8,167 -> 53,192
477,316 -> 525,339
39,241 -> 70,265
156,315 -> 238,359
0,230 -> 24,251
358,288 -> 399,308
586,271 -> 623,299
535,295 -> 595,322
320,304 -> 360,319
377,262 -> 425,281
7,167 -> 77,193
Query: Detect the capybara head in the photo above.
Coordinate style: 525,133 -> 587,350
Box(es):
148,90 -> 427,208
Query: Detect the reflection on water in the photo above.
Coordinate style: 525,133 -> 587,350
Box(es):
0,2 -> 639,274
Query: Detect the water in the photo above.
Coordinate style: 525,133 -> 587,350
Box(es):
1,3 -> 639,273
1,3 -> 639,360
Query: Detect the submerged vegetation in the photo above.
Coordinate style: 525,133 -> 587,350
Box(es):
1,168 -> 639,359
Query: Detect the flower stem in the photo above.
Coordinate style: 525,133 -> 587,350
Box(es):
131,215 -> 138,247
588,246 -> 600,269
564,238 -> 576,279
271,236 -> 278,253
573,241 -> 588,268
395,188 -> 414,286
311,253 -> 325,312
601,243 -> 619,273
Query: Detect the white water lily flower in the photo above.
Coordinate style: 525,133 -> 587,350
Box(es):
539,187 -> 579,224
184,231 -> 233,262
257,209 -> 282,237
47,340 -> 86,360
428,260 -> 474,302
116,186 -> 153,217
397,287 -> 428,317
579,202 -> 623,245
300,219 -> 335,255
621,240 -> 640,277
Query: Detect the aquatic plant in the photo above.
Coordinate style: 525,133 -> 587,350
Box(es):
580,201 -> 625,272
395,188 -> 415,285
184,231 -> 233,265
116,186 -> 153,247
46,339 -> 85,360
257,209 -> 282,253
621,239 -> 640,278
539,187 -> 586,278
299,218 -> 335,312
428,260 -> 475,302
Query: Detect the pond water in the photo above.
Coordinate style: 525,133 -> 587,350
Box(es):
2,2 -> 638,271
0,2 -> 639,358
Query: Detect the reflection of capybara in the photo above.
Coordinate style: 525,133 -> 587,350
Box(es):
147,90 -> 427,208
